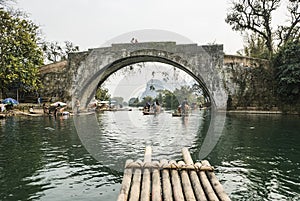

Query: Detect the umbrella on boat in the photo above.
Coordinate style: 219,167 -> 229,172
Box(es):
50,101 -> 67,107
2,98 -> 19,105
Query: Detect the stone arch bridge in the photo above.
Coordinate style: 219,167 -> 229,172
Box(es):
39,42 -> 271,110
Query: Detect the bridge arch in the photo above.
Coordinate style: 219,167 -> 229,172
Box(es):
71,42 -> 227,111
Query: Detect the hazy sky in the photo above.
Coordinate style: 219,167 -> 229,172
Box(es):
14,0 -> 288,53
13,0 -> 246,54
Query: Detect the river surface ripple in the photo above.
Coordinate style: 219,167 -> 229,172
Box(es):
0,109 -> 299,200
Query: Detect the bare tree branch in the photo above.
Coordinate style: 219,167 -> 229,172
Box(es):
226,0 -> 299,56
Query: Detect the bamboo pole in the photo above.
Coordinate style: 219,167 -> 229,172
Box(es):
117,159 -> 134,201
178,161 -> 196,201
169,160 -> 185,201
141,146 -> 152,201
129,159 -> 143,201
195,162 -> 219,201
161,159 -> 173,201
152,161 -> 162,201
182,148 -> 193,165
144,146 -> 152,163
181,148 -> 207,201
202,160 -> 231,201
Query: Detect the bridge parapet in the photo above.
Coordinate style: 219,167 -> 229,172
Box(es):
224,54 -> 269,68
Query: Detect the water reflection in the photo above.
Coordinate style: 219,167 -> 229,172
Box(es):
0,112 -> 299,200
206,114 -> 300,200
0,116 -> 121,201
75,109 -> 207,172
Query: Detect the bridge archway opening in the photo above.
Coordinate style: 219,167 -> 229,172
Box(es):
95,61 -> 212,110
79,55 -> 214,110
72,42 -> 228,164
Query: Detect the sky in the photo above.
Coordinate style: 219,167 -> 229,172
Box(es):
13,0 -> 247,54
12,0 -> 289,100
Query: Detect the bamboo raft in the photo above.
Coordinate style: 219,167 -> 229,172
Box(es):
117,146 -> 230,201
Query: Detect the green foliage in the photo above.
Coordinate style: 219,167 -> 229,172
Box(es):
95,87 -> 110,101
162,86 -> 201,109
244,34 -> 270,59
42,41 -> 79,63
162,90 -> 179,109
174,86 -> 197,104
0,8 -> 44,96
128,96 -> 152,107
127,85 -> 204,109
128,97 -> 139,106
141,96 -> 153,106
274,40 -> 300,102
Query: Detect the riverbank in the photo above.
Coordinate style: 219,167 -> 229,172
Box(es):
1,104 -> 299,118
227,106 -> 299,115
227,110 -> 283,114
0,103 -> 74,118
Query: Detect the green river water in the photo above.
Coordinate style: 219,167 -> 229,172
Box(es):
0,109 -> 299,200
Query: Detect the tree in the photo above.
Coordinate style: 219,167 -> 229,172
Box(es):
42,41 -> 79,63
273,40 -> 300,103
174,86 -> 196,104
277,1 -> 300,46
95,87 -> 110,101
162,90 -> 179,109
0,8 -> 44,98
226,0 -> 300,58
141,96 -> 153,107
243,33 -> 270,59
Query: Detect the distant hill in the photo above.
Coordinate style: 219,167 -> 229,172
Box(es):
140,79 -> 173,99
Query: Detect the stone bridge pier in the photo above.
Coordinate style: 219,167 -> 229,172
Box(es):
69,42 -> 228,111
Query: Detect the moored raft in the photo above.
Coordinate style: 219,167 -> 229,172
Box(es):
117,146 -> 230,201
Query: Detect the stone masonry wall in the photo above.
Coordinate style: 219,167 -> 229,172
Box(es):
223,55 -> 278,110
38,51 -> 89,102
38,50 -> 279,111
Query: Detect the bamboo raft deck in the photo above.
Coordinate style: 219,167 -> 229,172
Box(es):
118,146 -> 230,201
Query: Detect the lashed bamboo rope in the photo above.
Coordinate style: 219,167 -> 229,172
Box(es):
182,148 -> 207,201
202,160 -> 231,201
118,147 -> 230,201
125,162 -> 213,171
117,159 -> 134,201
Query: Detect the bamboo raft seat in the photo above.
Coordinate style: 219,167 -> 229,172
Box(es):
117,146 -> 230,201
